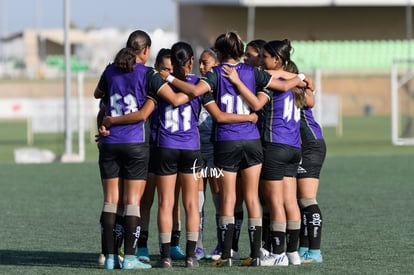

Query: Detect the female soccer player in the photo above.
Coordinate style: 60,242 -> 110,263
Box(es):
135,48 -> 186,263
95,30 -> 156,270
243,38 -> 274,253
244,39 -> 266,68
198,48 -> 244,261
223,39 -> 310,266
95,30 -> 191,270
152,41 -> 259,268
160,31 -> 311,267
196,48 -> 220,260
296,81 -> 326,264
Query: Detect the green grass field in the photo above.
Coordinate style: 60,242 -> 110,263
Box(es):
1,116 -> 414,274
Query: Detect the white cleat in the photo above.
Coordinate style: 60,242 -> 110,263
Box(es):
260,252 -> 289,266
286,251 -> 301,265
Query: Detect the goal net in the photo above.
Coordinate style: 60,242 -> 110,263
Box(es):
391,59 -> 414,145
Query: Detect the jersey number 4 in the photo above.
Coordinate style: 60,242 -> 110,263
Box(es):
165,105 -> 192,133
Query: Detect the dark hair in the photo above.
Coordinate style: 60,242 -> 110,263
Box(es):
214,31 -> 245,62
155,48 -> 171,69
201,47 -> 218,62
126,30 -> 152,53
113,47 -> 137,73
265,39 -> 305,108
264,39 -> 300,73
246,39 -> 266,54
170,41 -> 194,81
114,30 -> 152,72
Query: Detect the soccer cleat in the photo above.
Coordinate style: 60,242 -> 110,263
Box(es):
208,245 -> 222,261
156,257 -> 172,268
98,253 -> 105,266
241,256 -> 261,266
118,247 -> 124,262
195,247 -> 205,260
302,250 -> 323,264
231,249 -> 240,260
286,251 -> 301,265
122,256 -> 152,269
212,257 -> 232,267
185,257 -> 200,268
298,247 -> 309,260
104,255 -> 121,269
137,247 -> 150,263
260,253 -> 289,266
170,245 -> 186,260
260,248 -> 270,258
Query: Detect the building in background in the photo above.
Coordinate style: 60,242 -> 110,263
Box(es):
0,28 -> 177,79
176,0 -> 414,47
1,0 -> 414,120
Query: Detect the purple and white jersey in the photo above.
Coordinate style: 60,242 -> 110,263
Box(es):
155,74 -> 203,150
203,63 -> 263,141
99,63 -> 152,144
300,107 -> 324,143
261,84 -> 301,148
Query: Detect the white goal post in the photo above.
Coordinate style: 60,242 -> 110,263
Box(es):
391,59 -> 414,145
312,69 -> 343,137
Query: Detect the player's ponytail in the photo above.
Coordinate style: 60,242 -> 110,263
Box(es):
113,47 -> 137,72
171,42 -> 194,81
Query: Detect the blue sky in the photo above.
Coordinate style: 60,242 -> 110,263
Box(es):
1,0 -> 177,35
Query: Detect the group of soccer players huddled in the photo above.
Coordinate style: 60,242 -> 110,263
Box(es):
95,29 -> 326,269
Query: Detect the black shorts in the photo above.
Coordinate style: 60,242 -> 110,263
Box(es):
153,147 -> 204,175
201,142 -> 215,169
99,143 -> 150,180
261,143 -> 301,181
148,144 -> 157,174
297,139 -> 327,179
214,139 -> 263,172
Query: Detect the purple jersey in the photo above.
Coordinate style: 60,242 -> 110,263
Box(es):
300,107 -> 324,143
98,63 -> 151,144
203,63 -> 264,141
261,85 -> 301,148
155,74 -> 203,150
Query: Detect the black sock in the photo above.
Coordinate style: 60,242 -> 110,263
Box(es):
186,240 -> 197,258
270,231 -> 285,255
101,211 -> 116,255
215,214 -> 221,249
138,230 -> 148,248
123,215 -> 140,255
262,212 -> 271,251
114,214 -> 124,253
220,223 -> 234,259
232,211 -> 243,252
99,213 -> 107,254
248,225 -> 262,258
286,228 -> 300,252
305,204 -> 323,250
160,243 -> 171,259
171,230 -> 181,247
299,207 -> 309,248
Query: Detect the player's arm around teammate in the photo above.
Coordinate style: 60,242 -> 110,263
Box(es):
163,32 -> 267,267
223,39 -> 307,266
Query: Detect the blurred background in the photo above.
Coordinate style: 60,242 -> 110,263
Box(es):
1,0 -> 414,163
